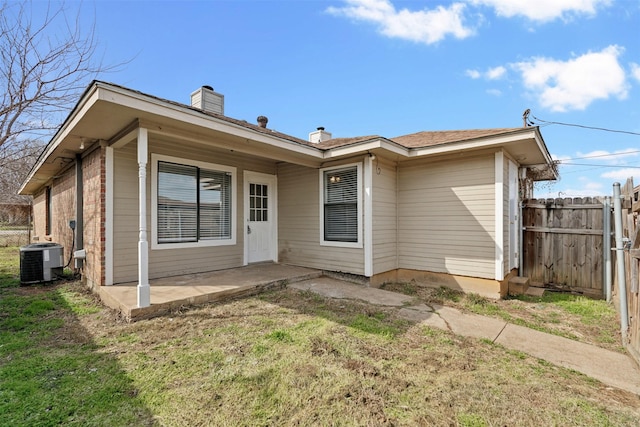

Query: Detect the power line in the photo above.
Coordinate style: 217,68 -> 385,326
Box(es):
528,114 -> 640,136
558,165 -> 617,175
559,150 -> 640,161
559,162 -> 640,169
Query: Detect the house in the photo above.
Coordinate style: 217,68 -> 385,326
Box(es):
0,194 -> 31,226
19,81 -> 557,305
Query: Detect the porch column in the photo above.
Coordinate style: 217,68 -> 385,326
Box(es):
137,127 -> 150,307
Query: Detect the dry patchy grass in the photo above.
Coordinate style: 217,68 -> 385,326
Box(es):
67,284 -> 639,426
2,243 -> 638,427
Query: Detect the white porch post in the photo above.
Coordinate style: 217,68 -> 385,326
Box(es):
137,127 -> 150,307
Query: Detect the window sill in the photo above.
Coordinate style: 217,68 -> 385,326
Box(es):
151,238 -> 236,250
320,240 -> 363,249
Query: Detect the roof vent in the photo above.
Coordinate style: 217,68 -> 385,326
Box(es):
191,86 -> 224,114
309,127 -> 332,143
257,116 -> 268,128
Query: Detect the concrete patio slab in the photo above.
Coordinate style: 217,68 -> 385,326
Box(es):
99,263 -> 321,320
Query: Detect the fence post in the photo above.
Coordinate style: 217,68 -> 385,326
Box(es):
613,182 -> 629,338
604,196 -> 612,302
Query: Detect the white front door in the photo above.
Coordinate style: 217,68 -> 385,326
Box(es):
244,172 -> 277,264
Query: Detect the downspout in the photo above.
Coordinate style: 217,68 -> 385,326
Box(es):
74,153 -> 84,268
519,200 -> 524,276
518,167 -> 527,277
363,155 -> 373,278
603,196 -> 612,302
613,182 -> 628,340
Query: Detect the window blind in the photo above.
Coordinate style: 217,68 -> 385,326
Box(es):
199,169 -> 232,239
157,161 -> 232,243
324,167 -> 358,242
158,162 -> 197,243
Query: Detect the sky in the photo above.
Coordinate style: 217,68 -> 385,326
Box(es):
29,0 -> 640,198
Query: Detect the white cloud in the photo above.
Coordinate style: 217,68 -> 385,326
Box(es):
486,65 -> 506,80
466,69 -> 481,79
631,63 -> 640,82
465,66 -> 507,80
513,45 -> 628,112
571,148 -> 640,165
486,89 -> 502,96
468,0 -> 611,23
536,185 -> 606,198
327,0 -> 475,44
583,181 -> 604,191
551,153 -> 572,162
600,169 -> 639,181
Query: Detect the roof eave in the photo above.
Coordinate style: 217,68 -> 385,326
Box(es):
19,81 -> 102,195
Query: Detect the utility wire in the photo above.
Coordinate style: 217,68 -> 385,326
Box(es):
529,114 -> 640,136
559,162 -> 640,169
561,150 -> 640,161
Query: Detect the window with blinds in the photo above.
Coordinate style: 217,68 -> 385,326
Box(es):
323,166 -> 358,242
158,161 -> 232,243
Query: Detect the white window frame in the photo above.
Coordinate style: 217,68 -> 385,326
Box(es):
151,153 -> 237,250
319,162 -> 363,248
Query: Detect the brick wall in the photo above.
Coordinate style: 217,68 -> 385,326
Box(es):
32,190 -> 46,240
31,164 -> 77,264
82,146 -> 106,289
29,146 -> 106,288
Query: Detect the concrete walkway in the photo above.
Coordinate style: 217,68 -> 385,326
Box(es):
291,277 -> 640,396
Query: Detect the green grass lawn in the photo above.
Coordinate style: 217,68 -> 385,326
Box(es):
1,246 -> 639,426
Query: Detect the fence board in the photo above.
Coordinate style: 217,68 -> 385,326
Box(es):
617,179 -> 640,365
523,197 -> 604,296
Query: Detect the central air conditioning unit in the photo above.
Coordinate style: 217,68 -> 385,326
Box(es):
19,243 -> 64,284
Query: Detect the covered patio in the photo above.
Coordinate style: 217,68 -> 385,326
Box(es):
98,263 -> 322,321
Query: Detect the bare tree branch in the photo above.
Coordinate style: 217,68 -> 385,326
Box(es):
0,0 -> 123,200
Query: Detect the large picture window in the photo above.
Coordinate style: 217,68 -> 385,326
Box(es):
321,164 -> 361,246
153,156 -> 235,248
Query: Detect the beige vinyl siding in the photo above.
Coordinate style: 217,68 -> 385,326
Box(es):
112,143 -> 138,283
278,163 -> 365,275
397,153 -> 496,279
111,137 -> 277,284
372,158 -> 397,274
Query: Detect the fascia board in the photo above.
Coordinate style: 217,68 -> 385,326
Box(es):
323,139 -> 409,159
532,126 -> 556,167
409,131 -> 535,157
96,83 -> 324,159
18,86 -> 101,194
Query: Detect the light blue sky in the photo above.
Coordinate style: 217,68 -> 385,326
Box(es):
34,0 -> 640,197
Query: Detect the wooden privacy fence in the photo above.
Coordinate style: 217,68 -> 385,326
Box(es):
617,179 -> 640,364
522,197 -> 606,297
523,180 -> 640,366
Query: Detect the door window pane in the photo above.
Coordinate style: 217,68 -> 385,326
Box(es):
249,183 -> 268,222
